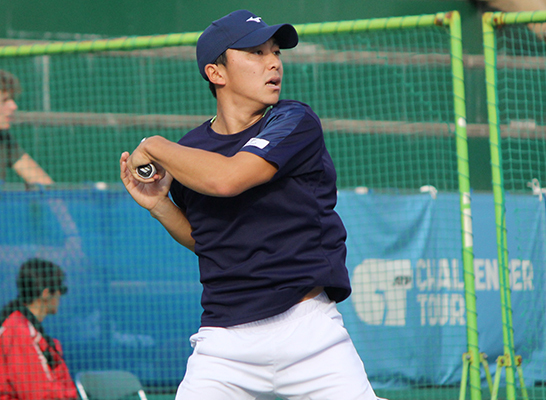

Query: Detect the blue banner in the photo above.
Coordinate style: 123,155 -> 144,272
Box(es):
336,191 -> 545,387
0,188 -> 544,387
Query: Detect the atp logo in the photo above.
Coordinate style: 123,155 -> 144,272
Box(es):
351,259 -> 413,326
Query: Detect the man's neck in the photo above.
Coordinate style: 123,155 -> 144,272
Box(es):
211,98 -> 273,135
26,302 -> 46,322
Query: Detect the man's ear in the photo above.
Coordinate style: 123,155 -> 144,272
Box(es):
205,63 -> 226,86
41,288 -> 52,299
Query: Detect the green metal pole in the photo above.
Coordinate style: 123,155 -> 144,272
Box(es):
447,11 -> 481,400
460,353 -> 471,400
296,13 -> 441,36
482,12 -> 517,400
500,10 -> 546,24
0,32 -> 202,58
0,13 -> 456,57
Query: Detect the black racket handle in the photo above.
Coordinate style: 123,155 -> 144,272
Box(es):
136,164 -> 156,179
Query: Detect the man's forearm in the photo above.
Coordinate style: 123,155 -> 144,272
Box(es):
484,0 -> 546,12
13,153 -> 53,185
136,135 -> 277,198
150,196 -> 195,252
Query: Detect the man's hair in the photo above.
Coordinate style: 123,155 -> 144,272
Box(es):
208,52 -> 228,99
16,258 -> 67,303
0,69 -> 22,99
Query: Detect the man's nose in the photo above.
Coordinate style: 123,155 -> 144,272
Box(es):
267,53 -> 281,69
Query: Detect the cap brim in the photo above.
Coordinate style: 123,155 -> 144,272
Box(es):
230,23 -> 298,50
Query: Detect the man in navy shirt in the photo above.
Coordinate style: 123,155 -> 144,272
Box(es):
120,9 -> 381,400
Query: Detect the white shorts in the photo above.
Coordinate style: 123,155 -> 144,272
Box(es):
175,292 -> 380,400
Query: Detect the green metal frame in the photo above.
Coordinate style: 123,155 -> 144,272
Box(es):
0,12 -> 480,399
482,10 -> 546,400
443,11 -> 483,400
0,32 -> 202,57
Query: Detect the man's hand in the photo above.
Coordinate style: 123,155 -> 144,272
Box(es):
120,151 -> 172,211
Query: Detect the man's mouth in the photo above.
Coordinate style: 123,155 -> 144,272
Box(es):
266,77 -> 281,88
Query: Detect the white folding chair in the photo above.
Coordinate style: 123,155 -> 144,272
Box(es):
75,370 -> 148,400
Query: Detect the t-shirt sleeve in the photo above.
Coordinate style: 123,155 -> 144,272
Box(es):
238,102 -> 324,179
169,180 -> 187,210
0,130 -> 25,167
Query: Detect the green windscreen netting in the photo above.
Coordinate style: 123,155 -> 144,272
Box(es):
284,25 -> 459,191
495,21 -> 546,192
1,43 -> 209,185
0,22 -> 460,191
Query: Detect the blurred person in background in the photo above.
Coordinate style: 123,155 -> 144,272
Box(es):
0,69 -> 53,186
0,258 -> 77,400
0,70 -> 83,253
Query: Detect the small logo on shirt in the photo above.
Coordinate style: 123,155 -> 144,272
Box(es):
246,17 -> 262,23
243,137 -> 269,149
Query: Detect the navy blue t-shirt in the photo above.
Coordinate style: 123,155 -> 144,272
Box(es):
170,100 -> 351,327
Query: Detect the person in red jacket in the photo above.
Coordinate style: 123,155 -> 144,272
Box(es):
0,258 -> 77,400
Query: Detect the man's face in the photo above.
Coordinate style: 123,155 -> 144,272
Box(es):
0,91 -> 17,130
45,289 -> 62,315
221,38 -> 283,108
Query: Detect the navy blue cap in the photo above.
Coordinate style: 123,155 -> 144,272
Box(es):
196,10 -> 299,81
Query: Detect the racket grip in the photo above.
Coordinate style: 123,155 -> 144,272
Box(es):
136,164 -> 156,179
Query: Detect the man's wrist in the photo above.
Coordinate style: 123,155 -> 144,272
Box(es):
149,196 -> 176,220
